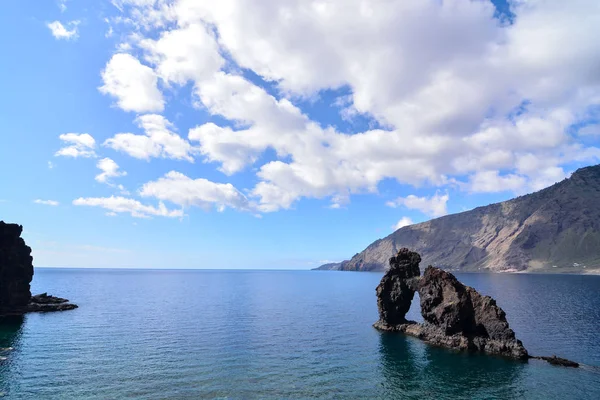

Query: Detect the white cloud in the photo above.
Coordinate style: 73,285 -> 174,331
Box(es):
48,161 -> 55,169
387,193 -> 449,218
58,0 -> 69,12
140,171 -> 252,212
578,124 -> 600,136
393,217 -> 414,231
34,199 -> 60,206
99,53 -> 164,113
73,196 -> 183,218
55,133 -> 97,158
466,166 -> 568,194
47,20 -> 79,40
140,23 -> 224,85
95,158 -> 127,183
104,114 -> 196,161
102,0 -> 600,211
468,171 -> 528,193
528,166 -> 569,191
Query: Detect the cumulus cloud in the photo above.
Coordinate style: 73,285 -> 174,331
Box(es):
140,171 -> 252,212
47,20 -> 79,40
99,53 -> 164,113
387,193 -> 449,218
73,196 -> 182,218
468,170 -> 528,193
102,0 -> 600,212
393,217 -> 414,231
34,199 -> 60,206
55,133 -> 96,158
140,23 -> 224,85
95,158 -> 127,183
104,114 -> 196,161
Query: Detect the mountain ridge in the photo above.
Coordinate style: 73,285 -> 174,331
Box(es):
316,164 -> 600,273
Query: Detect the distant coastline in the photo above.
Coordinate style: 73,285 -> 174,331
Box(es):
316,165 -> 600,274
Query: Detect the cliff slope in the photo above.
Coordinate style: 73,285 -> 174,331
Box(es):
318,164 -> 600,273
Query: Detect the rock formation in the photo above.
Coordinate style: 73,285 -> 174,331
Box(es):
0,221 -> 77,316
375,249 -> 421,325
374,248 -> 528,359
0,222 -> 34,309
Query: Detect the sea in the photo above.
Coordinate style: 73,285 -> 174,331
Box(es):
1,269 -> 599,399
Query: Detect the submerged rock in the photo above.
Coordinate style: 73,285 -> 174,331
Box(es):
374,248 -> 528,360
534,355 -> 580,368
0,221 -> 77,316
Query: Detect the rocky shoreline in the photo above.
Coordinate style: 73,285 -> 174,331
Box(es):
374,248 -> 579,366
1,293 -> 78,316
0,221 -> 77,316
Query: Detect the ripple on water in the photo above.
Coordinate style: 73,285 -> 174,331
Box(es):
0,269 -> 598,399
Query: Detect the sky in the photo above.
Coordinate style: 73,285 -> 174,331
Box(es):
1,0 -> 599,269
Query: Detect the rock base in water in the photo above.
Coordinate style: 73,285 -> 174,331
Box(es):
0,293 -> 78,316
532,355 -> 580,368
373,320 -> 528,360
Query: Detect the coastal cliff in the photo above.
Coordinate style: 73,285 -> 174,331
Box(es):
317,164 -> 600,273
0,221 -> 77,315
0,222 -> 33,309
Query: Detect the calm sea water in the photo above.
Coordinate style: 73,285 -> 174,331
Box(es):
1,269 -> 599,399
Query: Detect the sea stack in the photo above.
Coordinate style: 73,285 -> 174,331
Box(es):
0,221 -> 77,316
374,248 -> 528,360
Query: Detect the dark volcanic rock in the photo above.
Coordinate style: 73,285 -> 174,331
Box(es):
31,293 -> 69,304
375,249 -> 421,325
0,221 -> 77,316
25,294 -> 78,313
0,222 -> 33,310
534,355 -> 579,368
419,267 -> 520,342
374,249 -> 528,360
25,292 -> 78,312
418,267 -> 475,336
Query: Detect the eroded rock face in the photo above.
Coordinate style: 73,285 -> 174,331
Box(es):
375,248 -> 421,325
417,266 -> 527,359
0,222 -> 33,310
374,248 -> 528,360
418,267 -> 475,336
418,267 -> 519,341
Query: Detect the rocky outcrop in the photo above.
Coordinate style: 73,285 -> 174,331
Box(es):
26,293 -> 78,313
374,248 -> 528,359
317,164 -> 600,273
0,222 -> 33,309
0,221 -> 77,316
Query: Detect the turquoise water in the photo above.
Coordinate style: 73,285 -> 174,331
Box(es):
1,269 -> 599,399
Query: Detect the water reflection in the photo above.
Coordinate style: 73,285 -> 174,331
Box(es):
378,332 -> 525,399
0,315 -> 25,397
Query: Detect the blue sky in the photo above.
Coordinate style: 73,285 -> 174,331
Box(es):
1,0 -> 599,269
